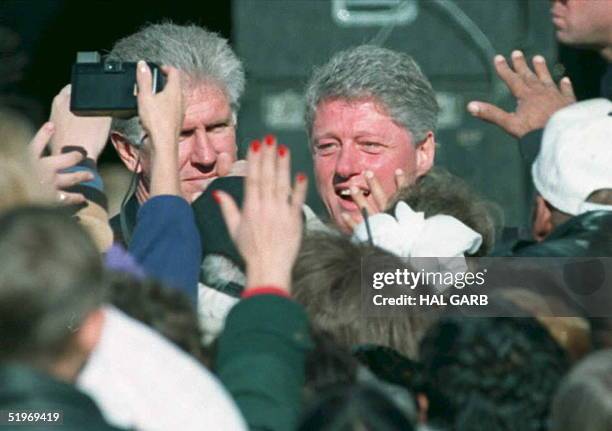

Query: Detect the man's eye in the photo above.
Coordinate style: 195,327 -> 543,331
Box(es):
315,143 -> 338,154
361,142 -> 384,152
180,130 -> 195,139
206,123 -> 230,133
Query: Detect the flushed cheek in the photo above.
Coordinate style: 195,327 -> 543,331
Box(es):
313,157 -> 338,207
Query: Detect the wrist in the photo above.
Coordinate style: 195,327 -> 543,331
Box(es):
246,265 -> 292,293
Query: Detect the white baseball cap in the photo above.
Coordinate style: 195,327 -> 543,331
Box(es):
532,98 -> 612,216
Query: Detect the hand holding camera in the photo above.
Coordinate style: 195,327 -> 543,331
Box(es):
136,61 -> 184,197
50,84 -> 111,160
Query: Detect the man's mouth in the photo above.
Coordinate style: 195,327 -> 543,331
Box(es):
335,187 -> 370,202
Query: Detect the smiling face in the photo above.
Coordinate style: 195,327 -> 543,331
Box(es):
311,98 -> 434,232
139,82 -> 237,202
550,0 -> 612,47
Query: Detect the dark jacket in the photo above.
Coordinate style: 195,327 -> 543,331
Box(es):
0,365 -> 125,431
507,211 -> 612,257
215,295 -> 313,431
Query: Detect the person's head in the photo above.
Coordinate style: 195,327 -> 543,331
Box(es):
531,99 -> 612,241
298,384 -> 416,431
550,0 -> 612,50
392,167 -> 500,256
496,287 -> 591,363
109,22 -> 245,202
0,206 -> 107,381
419,315 -> 569,431
305,45 -> 438,232
550,349 -> 612,431
0,107 -> 51,211
293,232 -> 432,359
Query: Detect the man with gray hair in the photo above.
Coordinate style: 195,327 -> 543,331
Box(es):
304,45 -> 438,233
107,22 -> 245,242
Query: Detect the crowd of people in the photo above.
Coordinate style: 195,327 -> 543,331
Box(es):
1,0 -> 612,430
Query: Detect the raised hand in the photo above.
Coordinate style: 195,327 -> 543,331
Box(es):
30,122 -> 92,205
136,61 -> 184,197
49,85 -> 111,159
467,51 -> 575,138
342,168 -> 408,232
214,135 -> 308,292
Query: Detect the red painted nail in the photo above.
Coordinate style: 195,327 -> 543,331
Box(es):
250,140 -> 261,153
296,172 -> 307,183
212,190 -> 221,204
278,144 -> 288,157
264,134 -> 275,146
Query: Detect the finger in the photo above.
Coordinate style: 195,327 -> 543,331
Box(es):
344,211 -> 364,231
29,122 -> 55,159
394,168 -> 408,189
57,191 -> 86,206
136,60 -> 153,103
42,151 -> 84,172
559,77 -> 576,101
291,172 -> 308,212
260,134 -> 277,201
213,190 -> 241,241
228,160 -> 248,177
350,186 -> 376,215
364,170 -> 386,211
467,101 -> 519,136
341,212 -> 360,232
510,50 -> 536,80
276,144 -> 291,200
245,139 -> 262,207
532,55 -> 553,84
55,171 -> 95,189
216,152 -> 234,177
493,54 -> 526,97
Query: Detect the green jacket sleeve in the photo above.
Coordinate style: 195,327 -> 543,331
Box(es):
215,295 -> 313,431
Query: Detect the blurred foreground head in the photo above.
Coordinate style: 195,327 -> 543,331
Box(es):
0,206 -> 106,380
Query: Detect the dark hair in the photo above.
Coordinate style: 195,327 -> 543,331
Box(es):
293,233 -> 433,359
392,167 -> 500,256
108,273 -> 209,366
419,315 -> 569,431
305,328 -> 359,402
298,384 -> 415,431
0,206 -> 106,364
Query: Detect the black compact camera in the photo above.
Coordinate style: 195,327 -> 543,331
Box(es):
70,52 -> 165,118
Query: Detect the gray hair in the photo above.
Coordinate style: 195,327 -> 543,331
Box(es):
108,22 -> 245,146
550,349 -> 612,431
304,45 -> 438,143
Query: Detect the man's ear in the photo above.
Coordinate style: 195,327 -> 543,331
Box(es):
75,308 -> 105,356
415,131 -> 435,178
533,195 -> 553,242
111,131 -> 142,173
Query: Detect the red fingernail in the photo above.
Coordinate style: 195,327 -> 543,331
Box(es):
264,134 -> 275,146
250,140 -> 261,153
278,145 -> 288,157
212,190 -> 221,204
296,172 -> 307,183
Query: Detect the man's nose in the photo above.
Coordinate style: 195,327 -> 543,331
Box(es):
335,144 -> 362,179
192,129 -> 217,165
